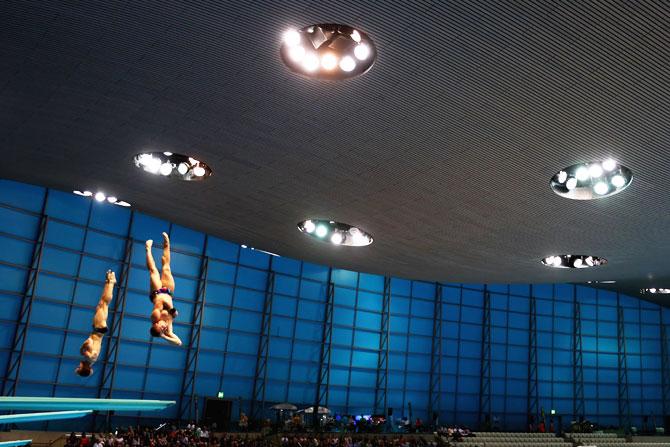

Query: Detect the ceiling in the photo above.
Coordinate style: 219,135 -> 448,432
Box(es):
1,1 -> 669,303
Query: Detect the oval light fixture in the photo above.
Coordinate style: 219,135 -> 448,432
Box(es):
550,159 -> 632,200
280,24 -> 376,80
641,288 -> 670,294
133,152 -> 212,181
541,254 -> 607,269
298,219 -> 373,246
73,190 -> 131,207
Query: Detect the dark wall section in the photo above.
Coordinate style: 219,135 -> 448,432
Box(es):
0,179 -> 665,430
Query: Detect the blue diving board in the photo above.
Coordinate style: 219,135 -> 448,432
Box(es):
0,397 -> 175,411
0,440 -> 32,447
0,410 -> 92,424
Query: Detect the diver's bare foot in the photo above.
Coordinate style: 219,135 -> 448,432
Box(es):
146,240 -> 153,250
162,232 -> 170,245
106,270 -> 117,284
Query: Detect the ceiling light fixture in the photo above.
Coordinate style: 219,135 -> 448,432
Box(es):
280,24 -> 376,80
541,254 -> 607,269
134,152 -> 212,181
550,160 -> 632,200
641,288 -> 670,294
298,219 -> 373,246
73,190 -> 131,207
586,280 -> 617,284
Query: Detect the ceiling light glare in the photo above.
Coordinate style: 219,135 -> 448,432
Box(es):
642,288 -> 670,294
74,190 -> 130,207
593,181 -> 608,195
611,174 -> 626,188
115,201 -> 131,207
280,24 -> 376,80
134,152 -> 212,181
106,196 -> 118,203
159,162 -> 173,176
575,166 -> 589,181
94,192 -> 106,202
589,164 -> 603,178
542,254 -> 607,269
288,45 -> 306,62
330,232 -> 343,245
602,158 -> 616,171
303,220 -> 316,233
83,190 -> 92,196
302,53 -> 320,72
339,56 -> 356,72
321,53 -> 338,70
354,43 -> 370,60
73,190 -> 86,196
298,219 -> 373,247
315,225 -> 328,238
283,29 -> 301,47
550,160 -> 632,200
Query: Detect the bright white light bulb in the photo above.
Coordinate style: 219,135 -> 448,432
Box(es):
589,164 -> 603,178
73,190 -> 85,196
177,163 -> 189,175
288,45 -> 305,62
352,233 -> 369,246
107,196 -> 118,203
83,190 -> 93,196
330,232 -> 343,245
315,225 -> 328,238
321,53 -> 338,70
552,256 -> 562,267
159,163 -> 173,176
354,43 -> 370,60
116,201 -> 131,207
573,258 -> 583,268
193,166 -> 206,177
303,220 -> 316,233
94,192 -> 106,202
339,56 -> 356,72
557,171 -> 568,183
302,53 -> 319,72
575,166 -> 589,181
351,30 -> 361,43
611,174 -> 626,188
593,181 -> 609,195
163,151 -> 173,156
650,288 -> 657,294
585,256 -> 594,266
545,256 -> 554,265
137,153 -> 153,166
602,158 -> 616,171
566,178 -> 577,190
144,157 -> 162,174
283,30 -> 301,47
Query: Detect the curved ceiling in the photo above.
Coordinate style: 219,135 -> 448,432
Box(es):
1,1 -> 669,302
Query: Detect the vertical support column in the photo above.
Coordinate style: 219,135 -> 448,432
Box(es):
428,283 -> 443,424
95,211 -> 134,430
573,287 -> 585,422
617,296 -> 631,433
1,214 -> 49,397
374,276 -> 391,416
478,287 -> 491,429
250,263 -> 275,423
177,238 -> 210,423
528,286 -> 539,429
661,310 -> 670,423
313,269 -> 334,428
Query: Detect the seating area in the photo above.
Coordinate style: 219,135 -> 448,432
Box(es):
460,433 -> 567,447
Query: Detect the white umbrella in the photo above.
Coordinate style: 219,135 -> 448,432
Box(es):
271,403 -> 298,411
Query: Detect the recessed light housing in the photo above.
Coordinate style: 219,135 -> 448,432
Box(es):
298,219 -> 373,246
73,190 -> 131,207
641,288 -> 670,294
134,152 -> 212,181
280,24 -> 376,80
550,159 -> 632,200
542,254 -> 607,269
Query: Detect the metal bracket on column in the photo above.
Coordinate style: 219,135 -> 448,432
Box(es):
2,214 -> 49,397
374,276 -> 391,416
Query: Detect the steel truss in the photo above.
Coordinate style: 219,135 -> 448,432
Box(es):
573,289 -> 585,421
528,287 -> 539,429
428,283 -> 443,424
313,270 -> 334,428
617,298 -> 631,433
478,287 -> 491,429
374,276 -> 391,416
250,264 -> 276,423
